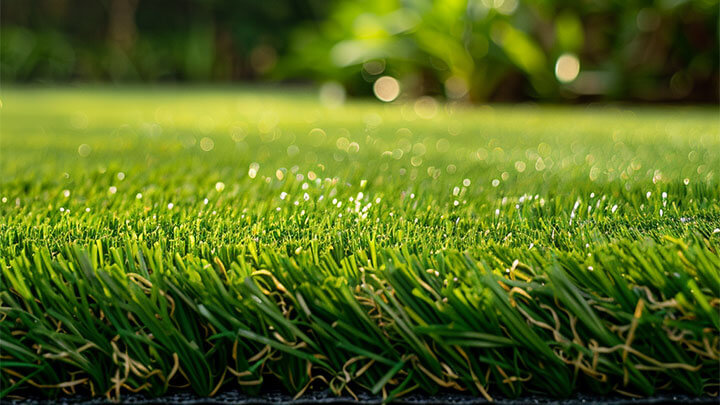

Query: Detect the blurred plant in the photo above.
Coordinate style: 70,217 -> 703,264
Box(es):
0,0 -> 325,82
1,0 -> 717,102
279,0 -> 719,102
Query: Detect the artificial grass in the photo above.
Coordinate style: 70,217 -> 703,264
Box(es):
0,87 -> 718,401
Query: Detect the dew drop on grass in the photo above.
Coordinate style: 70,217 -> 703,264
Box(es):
248,163 -> 260,179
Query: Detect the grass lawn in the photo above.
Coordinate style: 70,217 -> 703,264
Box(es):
1,87 -> 718,401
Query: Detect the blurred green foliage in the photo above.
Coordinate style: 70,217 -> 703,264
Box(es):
283,0 -> 719,101
1,0 -> 718,102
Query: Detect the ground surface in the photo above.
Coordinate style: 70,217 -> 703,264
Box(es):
0,87 -> 718,402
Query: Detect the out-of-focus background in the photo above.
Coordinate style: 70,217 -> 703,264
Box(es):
1,0 -> 718,103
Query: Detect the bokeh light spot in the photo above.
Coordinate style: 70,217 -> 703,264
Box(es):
555,53 -> 580,83
414,96 -> 438,119
78,144 -> 91,157
373,76 -> 400,102
444,76 -> 469,99
200,137 -> 215,151
319,81 -> 346,108
363,60 -> 385,75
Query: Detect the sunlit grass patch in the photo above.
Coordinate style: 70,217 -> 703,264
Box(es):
0,87 -> 718,401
